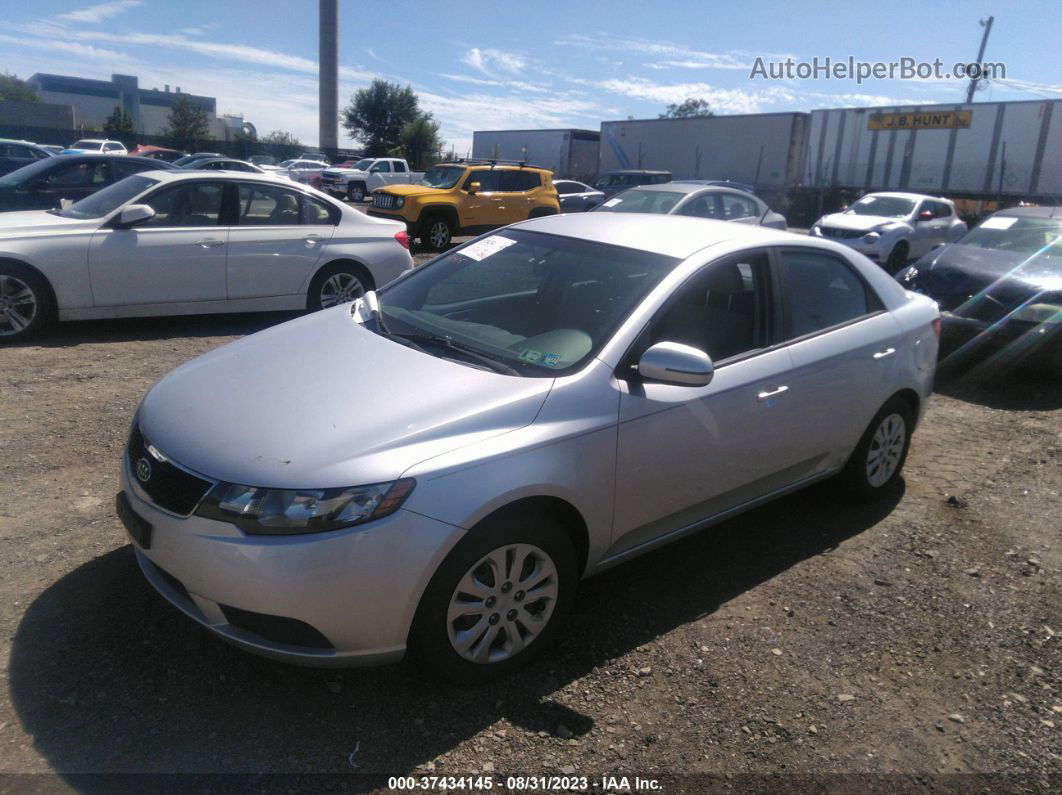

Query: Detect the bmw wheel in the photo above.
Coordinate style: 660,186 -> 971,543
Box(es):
840,396 -> 914,501
307,262 -> 371,311
410,511 -> 577,683
0,264 -> 52,343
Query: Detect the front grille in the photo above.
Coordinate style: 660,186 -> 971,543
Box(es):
820,226 -> 866,240
373,193 -> 396,209
127,426 -> 212,516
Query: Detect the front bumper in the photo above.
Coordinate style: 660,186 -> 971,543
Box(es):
119,459 -> 465,667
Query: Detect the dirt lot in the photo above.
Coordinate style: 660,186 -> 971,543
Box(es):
0,287 -> 1059,792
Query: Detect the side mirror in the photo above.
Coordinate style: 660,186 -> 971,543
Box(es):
918,210 -> 934,221
369,166 -> 380,173
468,181 -> 481,194
637,341 -> 714,387
118,204 -> 155,227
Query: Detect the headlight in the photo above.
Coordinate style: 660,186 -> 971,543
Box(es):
196,478 -> 415,535
395,197 -> 405,208
863,231 -> 881,242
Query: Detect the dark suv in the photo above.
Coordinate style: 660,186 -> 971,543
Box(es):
0,155 -> 175,213
592,169 -> 672,198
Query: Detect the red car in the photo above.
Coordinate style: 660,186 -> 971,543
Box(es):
128,145 -> 186,162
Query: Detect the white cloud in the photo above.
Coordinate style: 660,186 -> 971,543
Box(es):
588,76 -> 792,114
56,0 -> 141,24
461,48 -> 527,76
558,33 -> 765,72
0,32 -> 135,64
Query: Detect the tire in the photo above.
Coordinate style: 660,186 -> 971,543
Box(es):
420,215 -> 453,252
409,511 -> 578,684
885,241 -> 909,274
347,183 -> 366,203
307,262 -> 371,311
840,396 -> 915,502
0,263 -> 53,343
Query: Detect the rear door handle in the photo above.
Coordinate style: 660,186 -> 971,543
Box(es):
873,347 -> 896,360
757,385 -> 789,401
195,239 -> 224,248
304,234 -> 324,244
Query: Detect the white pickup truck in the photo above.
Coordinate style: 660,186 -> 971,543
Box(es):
319,157 -> 425,202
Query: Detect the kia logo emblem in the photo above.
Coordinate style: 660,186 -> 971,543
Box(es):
136,457 -> 152,483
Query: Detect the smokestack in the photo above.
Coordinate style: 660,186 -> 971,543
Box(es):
319,0 -> 339,154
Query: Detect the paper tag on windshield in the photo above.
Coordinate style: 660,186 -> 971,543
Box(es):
602,197 -> 622,207
979,216 -> 1018,230
459,235 -> 517,261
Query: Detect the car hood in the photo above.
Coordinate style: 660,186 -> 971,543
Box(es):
322,167 -> 364,177
377,184 -> 447,198
0,210 -> 98,236
137,306 -> 554,489
820,213 -> 908,231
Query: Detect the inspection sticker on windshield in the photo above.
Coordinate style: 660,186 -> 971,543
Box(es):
542,353 -> 561,367
459,235 -> 517,261
980,216 -> 1018,230
519,349 -> 542,363
602,197 -> 622,207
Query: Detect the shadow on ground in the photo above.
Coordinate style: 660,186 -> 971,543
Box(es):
935,350 -> 1062,412
9,481 -> 901,789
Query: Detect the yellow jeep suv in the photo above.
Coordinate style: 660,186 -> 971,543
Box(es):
367,160 -> 560,251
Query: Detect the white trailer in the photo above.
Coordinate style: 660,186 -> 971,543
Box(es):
805,100 -> 1062,198
597,112 -> 808,189
471,129 -> 600,181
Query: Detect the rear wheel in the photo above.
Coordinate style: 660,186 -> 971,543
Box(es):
421,215 -> 453,251
307,262 -> 371,311
0,264 -> 52,343
840,396 -> 914,501
409,511 -> 577,684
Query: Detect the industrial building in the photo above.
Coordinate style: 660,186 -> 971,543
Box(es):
25,72 -> 251,140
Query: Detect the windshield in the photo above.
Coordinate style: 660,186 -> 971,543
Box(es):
353,159 -> 374,170
958,216 -> 1062,257
56,175 -> 158,219
846,196 -> 916,218
378,229 -> 676,376
418,165 -> 466,189
71,140 -> 103,150
593,189 -> 687,214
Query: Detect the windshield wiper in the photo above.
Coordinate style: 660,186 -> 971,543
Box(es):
395,332 -> 521,376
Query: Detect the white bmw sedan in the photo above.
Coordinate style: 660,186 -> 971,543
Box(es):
0,171 -> 413,341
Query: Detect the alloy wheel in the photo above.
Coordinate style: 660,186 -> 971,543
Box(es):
318,272 -> 365,308
446,543 -> 559,664
0,275 -> 37,337
865,412 -> 906,487
349,185 -> 365,202
428,221 -> 451,249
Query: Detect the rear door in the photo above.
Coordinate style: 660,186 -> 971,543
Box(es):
226,181 -> 336,299
88,179 -> 230,306
772,246 -> 904,470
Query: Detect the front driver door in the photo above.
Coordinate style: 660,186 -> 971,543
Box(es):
610,251 -> 806,558
88,180 -> 230,306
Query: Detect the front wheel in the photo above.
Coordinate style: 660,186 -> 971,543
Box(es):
409,512 -> 577,684
307,262 -> 370,311
840,396 -> 914,501
0,265 -> 52,343
421,215 -> 453,252
885,241 -> 909,273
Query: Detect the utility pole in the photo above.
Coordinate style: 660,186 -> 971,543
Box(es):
319,0 -> 339,157
964,16 -> 994,104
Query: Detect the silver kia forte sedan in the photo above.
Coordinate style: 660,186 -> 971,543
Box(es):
118,214 -> 940,682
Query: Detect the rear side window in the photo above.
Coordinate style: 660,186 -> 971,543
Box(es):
780,249 -> 876,339
675,194 -> 721,219
393,161 -> 406,173
720,193 -> 757,219
500,171 -> 540,191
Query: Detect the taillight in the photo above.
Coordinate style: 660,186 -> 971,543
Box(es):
394,230 -> 410,250
931,317 -> 942,340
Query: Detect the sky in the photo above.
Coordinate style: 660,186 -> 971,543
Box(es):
3,0 -> 1061,152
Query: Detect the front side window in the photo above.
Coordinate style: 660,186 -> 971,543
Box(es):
780,249 -> 874,339
373,161 -> 392,173
650,253 -> 769,362
467,170 -> 502,192
379,229 -> 677,376
140,181 -> 225,227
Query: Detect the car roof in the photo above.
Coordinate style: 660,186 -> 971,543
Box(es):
993,206 -> 1061,219
860,191 -> 949,202
514,212 -> 789,259
138,169 -> 309,186
603,169 -> 671,175
615,182 -> 754,197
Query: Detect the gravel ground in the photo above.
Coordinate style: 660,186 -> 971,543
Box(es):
0,263 -> 1058,792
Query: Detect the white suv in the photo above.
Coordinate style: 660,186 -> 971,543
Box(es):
63,139 -> 128,155
811,192 -> 967,272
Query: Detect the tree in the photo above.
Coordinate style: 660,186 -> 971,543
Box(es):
659,98 -> 713,119
397,113 -> 443,169
162,95 -> 210,150
103,106 -> 135,143
261,129 -> 302,147
341,79 -> 419,156
0,73 -> 38,103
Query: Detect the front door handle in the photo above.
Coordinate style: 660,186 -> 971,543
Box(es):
195,239 -> 224,248
873,347 -> 897,360
757,385 -> 789,401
